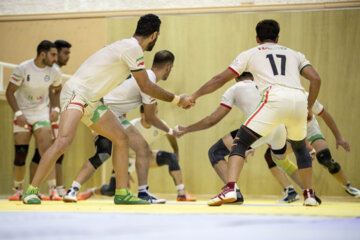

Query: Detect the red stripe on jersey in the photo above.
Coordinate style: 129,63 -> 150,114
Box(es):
244,87 -> 271,126
220,103 -> 232,109
317,108 -> 325,116
68,102 -> 84,113
11,77 -> 21,82
228,67 -> 239,76
150,98 -> 157,103
137,62 -> 145,67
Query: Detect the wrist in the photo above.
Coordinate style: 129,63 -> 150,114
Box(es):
167,128 -> 174,135
15,110 -> 23,117
52,107 -> 60,113
171,95 -> 180,105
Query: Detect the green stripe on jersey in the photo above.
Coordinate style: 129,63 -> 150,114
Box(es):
131,68 -> 145,72
300,64 -> 312,74
308,134 -> 324,144
12,73 -> 23,78
136,56 -> 144,62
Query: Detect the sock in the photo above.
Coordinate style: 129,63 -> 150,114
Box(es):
71,181 -> 81,190
176,184 -> 185,195
115,189 -> 128,195
138,185 -> 148,192
14,180 -> 24,190
47,179 -> 56,189
235,183 -> 239,190
346,181 -> 351,188
285,185 -> 294,191
56,185 -> 66,196
227,182 -> 235,190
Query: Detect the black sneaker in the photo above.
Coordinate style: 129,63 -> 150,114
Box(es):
224,188 -> 244,205
279,187 -> 300,203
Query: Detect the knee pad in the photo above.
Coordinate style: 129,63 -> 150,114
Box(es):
89,135 -> 112,169
56,154 -> 64,165
264,148 -> 276,169
289,139 -> 312,169
229,126 -> 261,158
272,156 -> 298,176
31,148 -> 40,164
14,145 -> 29,166
156,151 -> 180,172
208,139 -> 230,166
100,176 -> 116,196
316,149 -> 341,174
230,129 -> 239,139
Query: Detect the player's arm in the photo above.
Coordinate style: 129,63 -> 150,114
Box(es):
132,70 -> 192,108
6,82 -> 29,127
143,103 -> 170,133
191,68 -> 237,101
180,105 -> 231,134
319,109 -> 350,151
166,134 -> 179,158
300,66 -> 321,114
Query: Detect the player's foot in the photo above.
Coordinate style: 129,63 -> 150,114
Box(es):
48,187 -> 62,200
37,192 -> 48,200
224,188 -> 244,205
77,189 -> 94,201
345,184 -> 360,198
208,184 -> 237,206
23,186 -> 41,204
63,187 -> 79,203
314,192 -> 322,205
100,183 -> 115,196
138,187 -> 166,204
57,186 -> 67,198
177,190 -> 197,202
278,187 -> 300,203
114,189 -> 150,205
8,188 -> 23,201
303,189 -> 318,206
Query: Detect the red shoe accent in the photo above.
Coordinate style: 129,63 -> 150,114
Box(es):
177,191 -> 197,202
77,191 -> 94,201
8,188 -> 23,201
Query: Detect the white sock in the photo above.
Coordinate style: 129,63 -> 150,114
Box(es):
176,184 -> 185,195
14,180 -> 24,190
47,179 -> 56,189
56,185 -> 65,195
285,185 -> 294,190
71,181 -> 81,190
138,185 -> 148,192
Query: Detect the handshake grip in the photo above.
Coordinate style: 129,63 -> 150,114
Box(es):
174,94 -> 195,109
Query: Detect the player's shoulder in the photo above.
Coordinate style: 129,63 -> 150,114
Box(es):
17,59 -> 33,68
115,37 -> 142,51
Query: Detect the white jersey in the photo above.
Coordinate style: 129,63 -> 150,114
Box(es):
64,37 -> 145,102
229,43 -> 310,93
130,117 -> 168,146
220,80 -> 261,117
104,69 -> 157,115
306,92 -> 325,130
9,59 -> 62,112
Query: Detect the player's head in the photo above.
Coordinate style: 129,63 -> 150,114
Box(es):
256,19 -> 280,43
54,40 -> 72,67
235,72 -> 253,82
152,50 -> 175,81
134,14 -> 161,51
37,40 -> 57,67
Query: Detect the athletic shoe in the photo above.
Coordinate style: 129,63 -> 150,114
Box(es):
38,192 -> 48,200
177,191 -> 197,201
57,186 -> 67,197
138,186 -> 166,204
314,192 -> 322,205
48,187 -> 62,201
77,190 -> 94,201
224,188 -> 244,205
278,187 -> 300,203
345,185 -> 360,198
63,187 -> 79,203
114,189 -> 150,205
303,189 -> 318,206
208,185 -> 237,206
8,188 -> 23,201
23,186 -> 41,204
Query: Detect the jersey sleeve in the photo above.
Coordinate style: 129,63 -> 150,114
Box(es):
228,51 -> 248,76
9,65 -> 25,86
52,68 -> 62,88
220,87 -> 235,109
312,99 -> 324,115
122,45 -> 146,72
140,71 -> 157,104
297,51 -> 311,74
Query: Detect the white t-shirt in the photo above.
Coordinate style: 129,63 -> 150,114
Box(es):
9,59 -> 62,112
104,69 -> 157,115
220,80 -> 261,117
229,43 -> 310,93
64,37 -> 145,102
306,92 -> 325,129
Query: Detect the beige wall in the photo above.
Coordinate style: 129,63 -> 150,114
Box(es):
0,9 -> 359,197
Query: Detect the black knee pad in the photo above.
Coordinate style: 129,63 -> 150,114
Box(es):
31,148 -> 40,164
316,149 -> 341,174
89,135 -> 112,169
56,154 -> 64,165
230,129 -> 239,139
289,139 -> 312,169
271,144 -> 287,155
100,176 -> 116,196
208,139 -> 230,166
264,148 -> 276,169
156,151 -> 180,172
229,125 -> 261,158
14,145 -> 29,166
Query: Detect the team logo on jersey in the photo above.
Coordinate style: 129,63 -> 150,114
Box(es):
44,75 -> 50,82
26,75 -> 30,81
136,56 -> 144,67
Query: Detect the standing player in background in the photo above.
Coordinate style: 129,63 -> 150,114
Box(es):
6,40 -> 62,201
31,40 -> 72,198
188,19 -> 321,206
22,14 -> 194,204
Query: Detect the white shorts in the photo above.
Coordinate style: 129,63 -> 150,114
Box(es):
244,85 -> 307,141
13,107 -> 51,133
307,117 -> 324,143
251,124 -> 287,150
60,84 -> 109,127
116,115 -> 132,129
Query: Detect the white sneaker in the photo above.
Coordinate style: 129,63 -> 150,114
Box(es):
208,185 -> 237,206
138,187 -> 166,204
303,189 -> 318,207
63,187 -> 79,203
345,184 -> 360,198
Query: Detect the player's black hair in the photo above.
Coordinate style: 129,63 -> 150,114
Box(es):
152,50 -> 175,68
134,14 -> 161,37
37,40 -> 56,56
256,19 -> 280,42
54,40 -> 72,51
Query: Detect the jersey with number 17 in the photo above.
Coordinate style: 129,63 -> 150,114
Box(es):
229,42 -> 311,94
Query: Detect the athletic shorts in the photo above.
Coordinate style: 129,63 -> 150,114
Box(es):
307,116 -> 324,143
13,107 -> 51,133
117,115 -> 131,129
244,85 -> 307,141
60,84 -> 108,127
